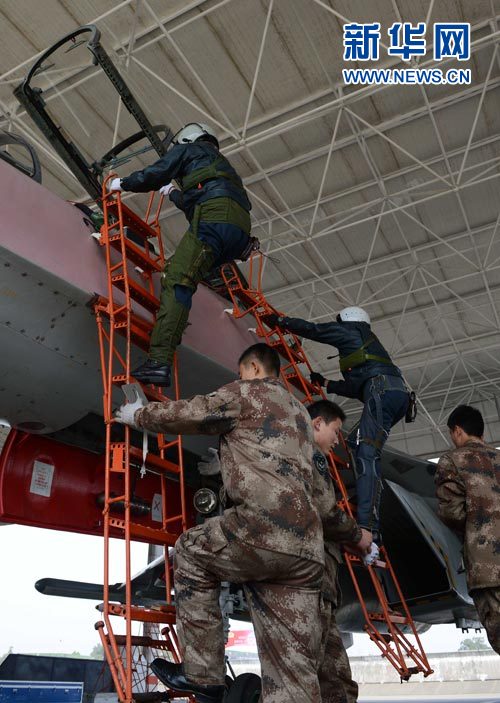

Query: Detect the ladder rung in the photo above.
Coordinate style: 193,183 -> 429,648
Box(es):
268,340 -> 303,362
107,602 -> 176,624
108,442 -> 180,475
98,298 -> 153,333
284,374 -> 317,396
158,436 -> 182,451
107,201 -> 159,241
100,298 -> 153,350
108,232 -> 163,273
112,318 -> 152,351
118,310 -> 153,332
111,275 -> 159,314
108,634 -> 172,649
369,612 -> 407,624
128,445 -> 181,475
129,522 -> 179,545
129,328 -> 151,352
111,375 -> 168,402
109,517 -> 178,546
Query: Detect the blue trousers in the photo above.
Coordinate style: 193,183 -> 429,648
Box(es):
352,375 -> 409,533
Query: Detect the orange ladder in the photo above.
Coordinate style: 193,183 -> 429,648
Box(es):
220,254 -> 433,681
93,179 -> 190,702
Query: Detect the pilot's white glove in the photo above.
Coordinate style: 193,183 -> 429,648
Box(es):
363,542 -> 380,567
108,177 -> 122,192
159,182 -> 176,197
115,397 -> 144,429
197,447 -> 221,476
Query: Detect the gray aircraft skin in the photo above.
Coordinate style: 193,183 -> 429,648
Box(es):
0,156 -> 254,454
0,156 -> 480,635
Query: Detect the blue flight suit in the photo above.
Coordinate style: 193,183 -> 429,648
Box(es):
279,316 -> 409,534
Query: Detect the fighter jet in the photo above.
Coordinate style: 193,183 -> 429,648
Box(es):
0,136 -> 478,636
0,25 -> 480,640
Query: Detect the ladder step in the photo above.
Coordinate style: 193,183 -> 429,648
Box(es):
111,275 -> 159,314
234,291 -> 266,309
107,602 -> 176,624
109,442 -> 181,476
369,612 -> 408,624
109,517 -> 178,546
114,308 -> 152,332
108,634 -> 172,649
111,375 -> 168,402
129,445 -> 181,475
268,339 -> 304,364
107,200 -> 159,241
114,318 -> 152,351
283,373 -> 318,396
98,298 -> 153,350
110,442 -> 180,476
108,231 -> 163,273
129,326 -> 151,351
113,304 -> 152,351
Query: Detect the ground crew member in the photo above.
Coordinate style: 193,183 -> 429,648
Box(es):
205,399 -> 372,703
115,343 -> 325,702
269,306 -> 409,541
308,399 -> 371,703
435,405 -> 500,655
109,122 -> 254,387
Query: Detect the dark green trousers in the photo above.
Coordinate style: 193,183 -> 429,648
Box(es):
149,227 -> 216,364
149,198 -> 250,365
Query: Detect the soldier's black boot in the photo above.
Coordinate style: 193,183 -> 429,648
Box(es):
150,660 -> 225,703
132,359 -> 171,387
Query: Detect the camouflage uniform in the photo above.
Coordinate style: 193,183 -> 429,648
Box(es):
312,450 -> 361,703
435,439 -> 500,654
136,378 -> 325,700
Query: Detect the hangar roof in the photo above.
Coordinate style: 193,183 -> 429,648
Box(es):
1,0 -> 500,458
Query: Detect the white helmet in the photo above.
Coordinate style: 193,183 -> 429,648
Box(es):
338,306 -> 371,324
173,122 -> 218,145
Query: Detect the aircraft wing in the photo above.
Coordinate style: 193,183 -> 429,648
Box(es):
381,447 -> 437,497
386,479 -> 468,591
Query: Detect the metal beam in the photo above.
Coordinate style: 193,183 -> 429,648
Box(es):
266,218 -> 498,299
156,87 -> 500,227
223,22 -> 500,154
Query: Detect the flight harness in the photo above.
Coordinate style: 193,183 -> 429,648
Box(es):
180,155 -> 243,193
339,335 -> 392,373
180,155 -> 260,261
339,336 -> 418,423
